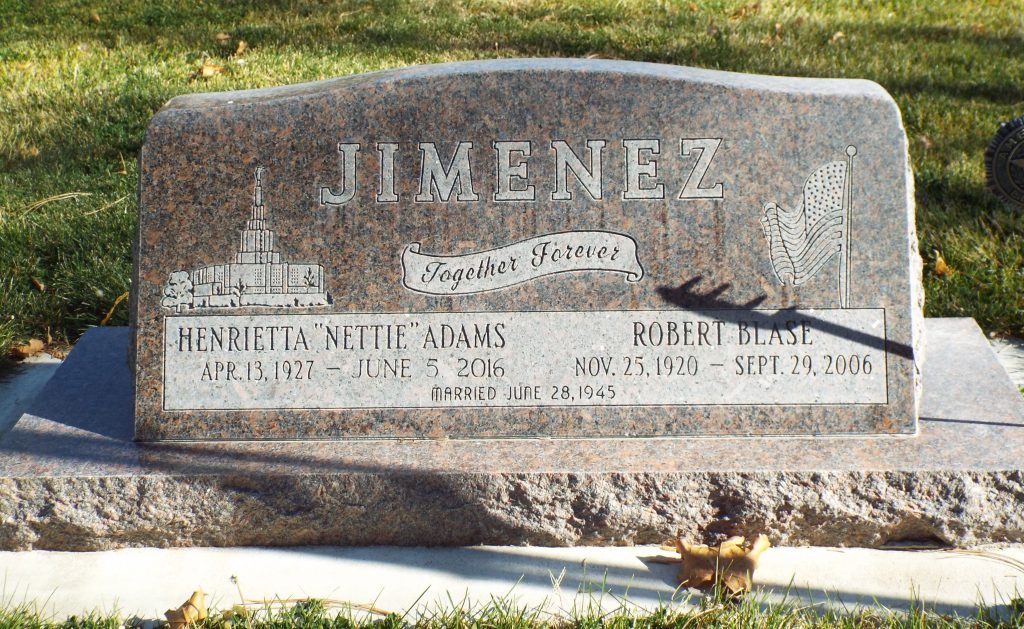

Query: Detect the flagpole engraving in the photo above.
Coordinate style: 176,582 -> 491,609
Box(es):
759,145 -> 857,308
839,145 -> 856,308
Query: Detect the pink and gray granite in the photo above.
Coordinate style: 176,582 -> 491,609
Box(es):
133,59 -> 922,440
0,319 -> 1019,551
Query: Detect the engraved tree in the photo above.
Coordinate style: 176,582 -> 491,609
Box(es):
161,271 -> 193,313
230,278 -> 247,307
303,267 -> 318,288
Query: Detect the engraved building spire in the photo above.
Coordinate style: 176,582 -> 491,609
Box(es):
237,166 -> 281,264
252,166 -> 265,222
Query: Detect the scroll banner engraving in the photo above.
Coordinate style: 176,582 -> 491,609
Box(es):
401,230 -> 644,295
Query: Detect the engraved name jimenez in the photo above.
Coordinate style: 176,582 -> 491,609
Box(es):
318,138 -> 724,205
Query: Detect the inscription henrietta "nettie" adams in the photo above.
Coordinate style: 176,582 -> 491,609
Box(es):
318,138 -> 724,206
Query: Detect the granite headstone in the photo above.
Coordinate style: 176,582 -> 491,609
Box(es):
9,62 -> 1023,553
132,59 -> 922,441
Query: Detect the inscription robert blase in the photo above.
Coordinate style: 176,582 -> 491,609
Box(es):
317,138 -> 725,205
163,310 -> 887,410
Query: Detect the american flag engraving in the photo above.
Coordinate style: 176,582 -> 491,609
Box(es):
759,145 -> 857,308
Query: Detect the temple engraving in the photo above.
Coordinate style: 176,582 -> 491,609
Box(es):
161,167 -> 331,312
760,145 -> 856,308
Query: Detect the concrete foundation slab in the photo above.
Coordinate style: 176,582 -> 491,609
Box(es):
0,318 -> 1021,551
0,353 -> 61,435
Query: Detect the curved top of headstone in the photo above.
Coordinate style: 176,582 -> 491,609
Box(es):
158,58 -> 896,112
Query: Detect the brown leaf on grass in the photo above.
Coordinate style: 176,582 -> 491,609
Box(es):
31,277 -> 46,292
829,31 -> 845,44
198,61 -> 223,79
11,339 -> 44,359
215,31 -> 231,44
660,534 -> 771,594
763,22 -> 784,45
165,590 -> 208,629
933,250 -> 952,276
235,40 -> 248,55
190,59 -> 225,81
729,3 -> 759,20
89,12 -> 100,23
687,2 -> 698,11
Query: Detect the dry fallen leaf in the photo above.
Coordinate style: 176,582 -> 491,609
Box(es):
829,31 -> 845,44
729,3 -> 759,20
198,60 -> 223,79
933,250 -> 952,276
658,534 -> 771,595
763,22 -> 784,45
11,339 -> 45,359
31,277 -> 46,292
165,590 -> 208,629
215,31 -> 231,44
235,40 -> 248,55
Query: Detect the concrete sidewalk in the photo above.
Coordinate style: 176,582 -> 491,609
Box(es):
0,544 -> 1022,621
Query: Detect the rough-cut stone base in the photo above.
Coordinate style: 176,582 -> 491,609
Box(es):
1,318 -> 1021,551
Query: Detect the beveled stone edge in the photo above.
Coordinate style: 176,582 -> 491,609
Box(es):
157,58 -> 896,112
1,470 -> 1022,551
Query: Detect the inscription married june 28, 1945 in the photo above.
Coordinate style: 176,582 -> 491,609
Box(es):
134,59 -> 921,440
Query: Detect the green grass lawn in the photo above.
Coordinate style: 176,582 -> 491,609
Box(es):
2,596 -> 1024,629
1,0 -> 1022,354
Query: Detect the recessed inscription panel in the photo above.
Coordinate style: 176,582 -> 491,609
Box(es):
164,309 -> 887,411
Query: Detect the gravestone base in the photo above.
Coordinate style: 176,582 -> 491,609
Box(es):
1,318 -> 1021,552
